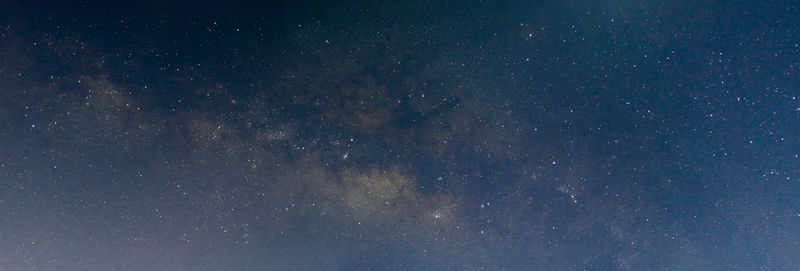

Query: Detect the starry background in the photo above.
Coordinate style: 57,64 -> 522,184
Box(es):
1,0 -> 799,270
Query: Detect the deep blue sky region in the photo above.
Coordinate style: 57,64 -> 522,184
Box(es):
1,1 -> 799,270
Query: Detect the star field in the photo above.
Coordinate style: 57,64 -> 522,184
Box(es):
1,1 -> 799,270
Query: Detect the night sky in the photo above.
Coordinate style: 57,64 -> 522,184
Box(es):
1,1 -> 799,270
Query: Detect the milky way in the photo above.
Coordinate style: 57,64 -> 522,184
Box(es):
1,1 -> 799,270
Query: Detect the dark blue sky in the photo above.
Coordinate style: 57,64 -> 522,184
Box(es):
1,0 -> 798,270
